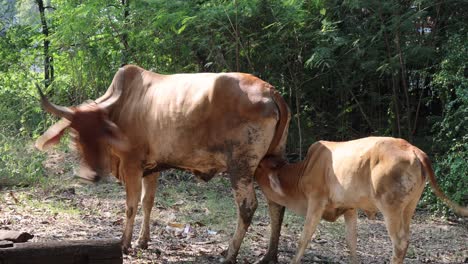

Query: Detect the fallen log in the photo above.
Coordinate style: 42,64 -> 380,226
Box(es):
0,230 -> 34,243
0,239 -> 122,264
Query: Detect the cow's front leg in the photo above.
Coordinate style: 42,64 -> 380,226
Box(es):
257,199 -> 285,264
137,172 -> 159,249
120,161 -> 143,253
224,175 -> 258,263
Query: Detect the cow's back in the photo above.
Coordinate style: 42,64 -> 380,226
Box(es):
313,137 -> 424,211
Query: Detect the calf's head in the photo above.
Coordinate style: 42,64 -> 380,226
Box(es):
35,83 -> 128,181
255,155 -> 287,196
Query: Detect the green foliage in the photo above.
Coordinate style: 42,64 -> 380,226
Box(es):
421,33 -> 468,214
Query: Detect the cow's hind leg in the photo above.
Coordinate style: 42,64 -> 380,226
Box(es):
137,172 -> 159,249
223,170 -> 258,263
257,200 -> 285,264
290,198 -> 326,264
120,161 -> 143,253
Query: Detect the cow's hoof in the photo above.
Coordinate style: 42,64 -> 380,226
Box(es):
121,244 -> 131,255
136,239 -> 148,249
219,257 -> 236,264
255,255 -> 278,264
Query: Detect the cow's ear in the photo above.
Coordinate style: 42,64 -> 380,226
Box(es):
103,120 -> 129,152
35,119 -> 71,150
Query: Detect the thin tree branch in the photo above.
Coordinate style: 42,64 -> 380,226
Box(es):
378,3 -> 401,137
106,14 -> 139,65
349,88 -> 376,133
223,8 -> 255,72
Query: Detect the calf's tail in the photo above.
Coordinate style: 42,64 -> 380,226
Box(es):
414,149 -> 468,216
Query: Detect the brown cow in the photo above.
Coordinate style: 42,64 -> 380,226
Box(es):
35,65 -> 290,263
255,137 -> 468,264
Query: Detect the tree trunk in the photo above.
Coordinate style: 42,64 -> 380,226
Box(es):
36,0 -> 53,88
121,0 -> 130,65
234,0 -> 240,71
294,87 -> 302,160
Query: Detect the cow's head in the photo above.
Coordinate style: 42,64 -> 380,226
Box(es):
35,74 -> 128,181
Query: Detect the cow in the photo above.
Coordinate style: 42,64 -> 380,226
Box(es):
35,64 -> 291,263
254,137 -> 468,264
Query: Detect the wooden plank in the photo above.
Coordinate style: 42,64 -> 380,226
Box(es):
0,239 -> 122,264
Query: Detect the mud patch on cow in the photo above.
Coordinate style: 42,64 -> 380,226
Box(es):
246,125 -> 261,145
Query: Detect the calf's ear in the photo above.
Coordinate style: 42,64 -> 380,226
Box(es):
268,173 -> 285,196
35,119 -> 71,150
263,156 -> 287,170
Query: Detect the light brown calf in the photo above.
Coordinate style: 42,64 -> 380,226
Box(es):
255,137 -> 468,264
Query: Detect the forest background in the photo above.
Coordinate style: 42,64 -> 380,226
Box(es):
0,0 -> 466,214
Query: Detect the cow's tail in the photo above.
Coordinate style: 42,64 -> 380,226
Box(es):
414,149 -> 468,216
266,88 -> 291,156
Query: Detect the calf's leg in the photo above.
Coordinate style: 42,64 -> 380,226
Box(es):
290,199 -> 325,264
344,209 -> 358,263
257,199 -> 285,264
137,172 -> 159,249
224,174 -> 258,263
382,208 -> 409,264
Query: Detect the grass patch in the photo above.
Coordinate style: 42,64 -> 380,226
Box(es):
157,174 -> 237,230
23,197 -> 82,216
0,133 -> 46,188
319,220 -> 345,240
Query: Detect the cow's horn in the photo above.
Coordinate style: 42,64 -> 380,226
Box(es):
36,84 -> 74,121
99,68 -> 124,110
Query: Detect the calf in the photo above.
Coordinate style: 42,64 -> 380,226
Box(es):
255,137 -> 467,264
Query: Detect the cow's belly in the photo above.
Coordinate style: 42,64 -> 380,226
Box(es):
143,147 -> 228,173
144,120 -> 276,176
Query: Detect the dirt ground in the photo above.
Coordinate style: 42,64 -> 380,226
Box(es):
0,152 -> 467,263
